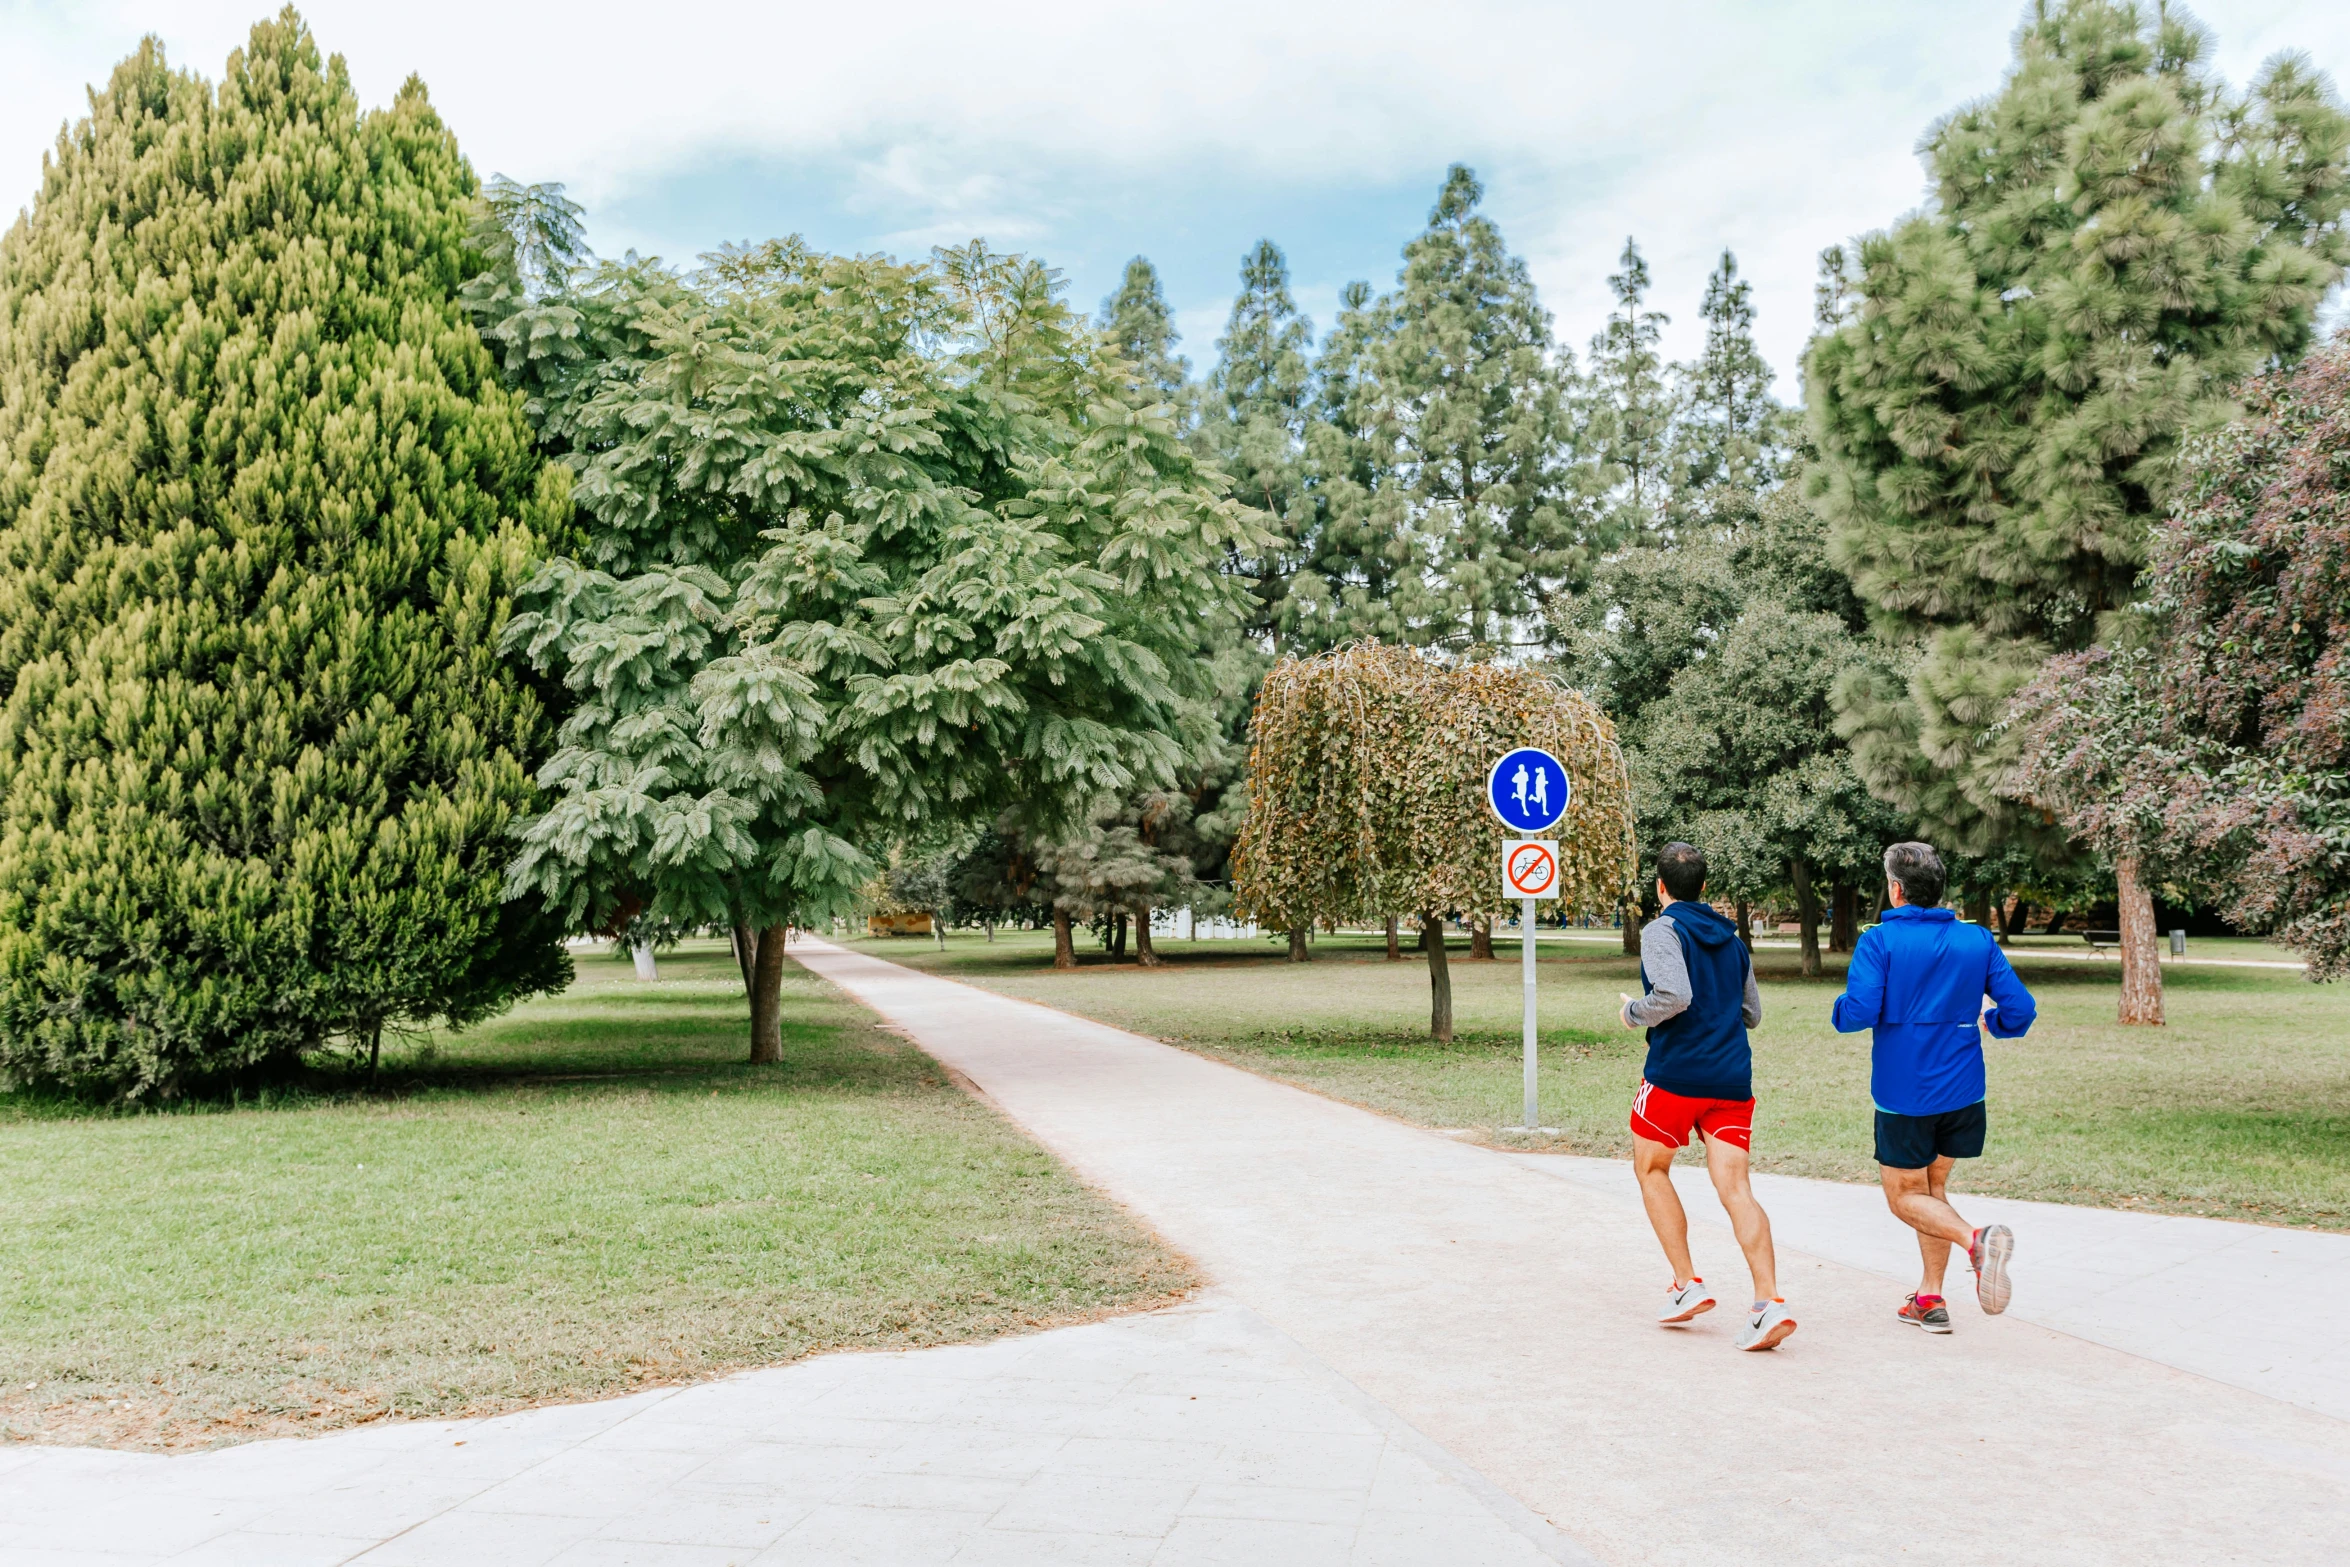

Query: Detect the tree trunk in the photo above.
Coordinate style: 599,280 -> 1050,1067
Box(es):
1735,900 -> 1752,951
632,938 -> 658,981
1135,907 -> 1160,966
1053,910 -> 1076,969
1870,883 -> 1889,924
748,922 -> 788,1063
1470,915 -> 1493,961
1997,898 -> 2023,946
984,919 -> 995,943
932,912 -> 946,951
1830,883 -> 1856,954
1288,925 -> 1309,962
2116,853 -> 2165,1027
732,919 -> 759,995
1964,887 -> 1991,928
1790,856 -> 1823,978
1110,912 -> 1127,958
2045,908 -> 2069,935
1421,912 -> 1453,1043
1385,913 -> 1401,961
1621,898 -> 1643,955
367,1022 -> 382,1088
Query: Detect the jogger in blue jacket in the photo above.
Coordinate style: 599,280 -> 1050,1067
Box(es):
1832,842 -> 2036,1330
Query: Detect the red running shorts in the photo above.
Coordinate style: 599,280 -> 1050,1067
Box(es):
1630,1079 -> 1755,1151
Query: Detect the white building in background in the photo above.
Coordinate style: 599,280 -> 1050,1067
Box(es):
1153,908 -> 1260,940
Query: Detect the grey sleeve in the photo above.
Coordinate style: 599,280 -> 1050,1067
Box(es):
1743,962 -> 1762,1029
1622,918 -> 1689,1028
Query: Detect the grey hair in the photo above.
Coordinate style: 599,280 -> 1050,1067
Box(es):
1883,841 -> 1946,908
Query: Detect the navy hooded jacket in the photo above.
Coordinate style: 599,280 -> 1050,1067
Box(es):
1631,900 -> 1757,1101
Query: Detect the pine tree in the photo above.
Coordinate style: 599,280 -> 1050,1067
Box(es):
1808,0 -> 2350,846
1203,240 -> 1316,649
0,12 -> 569,1098
1673,249 -> 1788,500
1372,165 -> 1584,647
1099,255 -> 1192,414
1301,281 -> 1413,647
1585,238 -> 1674,542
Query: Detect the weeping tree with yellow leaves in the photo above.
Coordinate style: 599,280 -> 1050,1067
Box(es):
1232,644 -> 1634,1041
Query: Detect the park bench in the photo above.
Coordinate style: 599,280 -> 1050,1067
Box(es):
2082,929 -> 2122,952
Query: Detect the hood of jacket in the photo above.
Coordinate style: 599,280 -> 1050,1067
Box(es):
1665,899 -> 1740,950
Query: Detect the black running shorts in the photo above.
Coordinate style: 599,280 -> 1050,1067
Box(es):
1874,1100 -> 1987,1169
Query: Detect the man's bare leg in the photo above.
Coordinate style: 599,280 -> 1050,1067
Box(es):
1702,1136 -> 1778,1304
1632,1135 -> 1695,1283
1882,1158 -> 1972,1257
1914,1155 -> 1957,1297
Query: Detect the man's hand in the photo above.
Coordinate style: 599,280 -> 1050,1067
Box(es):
1618,992 -> 1642,1030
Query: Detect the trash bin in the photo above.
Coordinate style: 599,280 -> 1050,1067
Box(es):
2169,929 -> 2186,957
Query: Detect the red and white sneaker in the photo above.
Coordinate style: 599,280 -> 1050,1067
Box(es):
1659,1278 -> 1715,1324
1897,1293 -> 1952,1333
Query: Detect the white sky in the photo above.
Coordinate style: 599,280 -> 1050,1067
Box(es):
6,1 -> 2348,395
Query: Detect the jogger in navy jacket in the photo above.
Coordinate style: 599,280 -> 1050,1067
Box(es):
1618,842 -> 1794,1351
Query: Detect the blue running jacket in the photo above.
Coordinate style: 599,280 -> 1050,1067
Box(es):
1831,905 -> 2036,1116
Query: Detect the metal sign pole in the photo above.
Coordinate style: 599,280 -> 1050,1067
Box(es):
1489,750 -> 1567,1138
1521,886 -> 1538,1130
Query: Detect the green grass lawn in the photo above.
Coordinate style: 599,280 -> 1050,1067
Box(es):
0,944 -> 1191,1451
852,925 -> 2350,1231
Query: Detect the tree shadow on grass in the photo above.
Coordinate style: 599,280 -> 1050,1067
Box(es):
0,965 -> 931,1121
1237,1025 -> 1629,1060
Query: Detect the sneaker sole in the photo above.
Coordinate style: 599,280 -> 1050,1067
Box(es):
1740,1317 -> 1797,1352
1900,1314 -> 1953,1334
1974,1225 -> 2014,1315
1659,1299 -> 1716,1325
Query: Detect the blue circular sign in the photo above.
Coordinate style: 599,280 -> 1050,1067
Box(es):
1487,748 -> 1570,833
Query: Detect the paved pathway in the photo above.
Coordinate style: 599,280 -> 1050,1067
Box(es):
0,1294 -> 1560,1566
788,940 -> 2350,1563
7,938 -> 2346,1564
1525,1154 -> 2350,1423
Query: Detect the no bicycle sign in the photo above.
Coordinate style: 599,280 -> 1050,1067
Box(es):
1502,838 -> 1559,900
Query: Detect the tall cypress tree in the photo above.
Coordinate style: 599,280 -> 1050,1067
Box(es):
1673,249 -> 1787,500
1585,238 -> 1674,542
0,10 -> 568,1096
1302,280 -> 1413,647
1374,165 -> 1583,646
1099,256 -> 1192,414
1204,240 -> 1316,649
1809,0 -> 2350,845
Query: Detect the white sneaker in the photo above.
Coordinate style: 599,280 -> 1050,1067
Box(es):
1969,1225 -> 2014,1315
1659,1278 -> 1715,1324
1736,1299 -> 1797,1351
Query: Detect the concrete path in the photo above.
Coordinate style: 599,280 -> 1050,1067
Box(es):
1526,1154 -> 2350,1424
787,939 -> 2350,1563
0,1294 -> 1562,1566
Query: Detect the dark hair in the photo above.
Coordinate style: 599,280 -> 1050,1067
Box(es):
1657,841 -> 1707,903
1884,841 -> 1946,908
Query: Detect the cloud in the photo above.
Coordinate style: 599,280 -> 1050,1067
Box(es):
5,0 -> 2346,393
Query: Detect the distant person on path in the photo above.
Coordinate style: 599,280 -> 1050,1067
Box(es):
1617,842 -> 1794,1352
1832,841 -> 2036,1332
